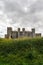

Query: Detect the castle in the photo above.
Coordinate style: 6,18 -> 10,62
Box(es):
5,27 -> 41,38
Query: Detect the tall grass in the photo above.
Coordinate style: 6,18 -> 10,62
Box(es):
0,37 -> 43,65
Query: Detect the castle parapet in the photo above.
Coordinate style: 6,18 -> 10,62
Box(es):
5,27 -> 41,39
35,33 -> 41,37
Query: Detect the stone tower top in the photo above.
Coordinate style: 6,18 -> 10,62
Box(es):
7,27 -> 12,30
22,28 -> 25,31
32,28 -> 35,33
5,27 -> 41,39
18,28 -> 20,31
7,27 -> 12,35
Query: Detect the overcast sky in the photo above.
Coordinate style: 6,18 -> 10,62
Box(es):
0,0 -> 43,37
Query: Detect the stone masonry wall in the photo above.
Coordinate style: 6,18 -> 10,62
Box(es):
5,27 -> 41,38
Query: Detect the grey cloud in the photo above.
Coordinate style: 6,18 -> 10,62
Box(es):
0,0 -> 43,37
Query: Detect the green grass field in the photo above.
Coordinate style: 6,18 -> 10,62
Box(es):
0,37 -> 43,65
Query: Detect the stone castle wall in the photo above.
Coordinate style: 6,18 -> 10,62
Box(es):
5,27 -> 41,38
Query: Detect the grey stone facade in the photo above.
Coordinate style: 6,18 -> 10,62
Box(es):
5,27 -> 41,38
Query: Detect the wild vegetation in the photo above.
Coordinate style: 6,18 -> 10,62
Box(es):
0,37 -> 43,65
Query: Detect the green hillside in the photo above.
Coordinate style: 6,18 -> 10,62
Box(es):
0,37 -> 43,65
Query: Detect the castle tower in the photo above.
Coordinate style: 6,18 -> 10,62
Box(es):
22,28 -> 25,37
32,28 -> 35,37
7,27 -> 12,38
18,28 -> 20,38
5,34 -> 8,38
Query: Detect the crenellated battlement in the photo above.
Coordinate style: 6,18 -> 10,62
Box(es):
5,27 -> 41,38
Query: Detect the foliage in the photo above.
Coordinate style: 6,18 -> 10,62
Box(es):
0,37 -> 43,65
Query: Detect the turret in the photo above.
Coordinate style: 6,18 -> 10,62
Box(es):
7,27 -> 12,38
18,28 -> 20,38
22,28 -> 25,36
18,28 -> 20,32
22,28 -> 25,32
32,28 -> 35,37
